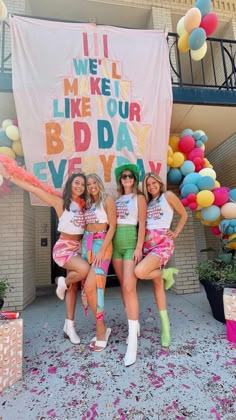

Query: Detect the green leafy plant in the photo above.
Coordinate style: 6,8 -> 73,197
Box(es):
0,275 -> 11,300
196,259 -> 236,289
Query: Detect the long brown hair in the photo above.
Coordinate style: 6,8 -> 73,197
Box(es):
117,170 -> 142,197
62,173 -> 86,210
142,172 -> 166,203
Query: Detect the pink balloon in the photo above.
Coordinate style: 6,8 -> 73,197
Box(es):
187,193 -> 196,203
193,156 -> 202,166
12,119 -> 18,126
181,198 -> 188,207
200,13 -> 218,37
178,135 -> 195,153
213,187 -> 229,206
189,202 -> 198,210
187,148 -> 204,161
211,226 -> 221,236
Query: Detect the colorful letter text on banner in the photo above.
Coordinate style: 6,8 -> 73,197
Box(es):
10,16 -> 172,205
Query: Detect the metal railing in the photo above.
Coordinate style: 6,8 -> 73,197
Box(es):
167,32 -> 236,90
1,21 -> 236,91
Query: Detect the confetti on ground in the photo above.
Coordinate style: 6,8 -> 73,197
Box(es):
1,283 -> 236,419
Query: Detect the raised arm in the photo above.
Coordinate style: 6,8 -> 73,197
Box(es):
165,190 -> 188,239
0,161 -> 63,216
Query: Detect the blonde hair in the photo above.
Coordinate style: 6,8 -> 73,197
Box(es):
117,170 -> 141,197
86,173 -> 107,208
142,172 -> 166,203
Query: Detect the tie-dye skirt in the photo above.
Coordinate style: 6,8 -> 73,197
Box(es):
53,237 -> 82,267
143,228 -> 174,267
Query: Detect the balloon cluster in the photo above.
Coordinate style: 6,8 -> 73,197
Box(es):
0,119 -> 25,196
167,128 -> 236,249
0,0 -> 8,21
177,0 -> 218,61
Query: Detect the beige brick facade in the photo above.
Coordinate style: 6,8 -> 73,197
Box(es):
0,0 -> 236,308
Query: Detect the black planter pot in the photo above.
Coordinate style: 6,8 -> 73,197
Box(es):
201,280 -> 236,323
0,298 -> 4,310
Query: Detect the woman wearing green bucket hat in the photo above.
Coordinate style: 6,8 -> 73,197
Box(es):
112,163 -> 147,367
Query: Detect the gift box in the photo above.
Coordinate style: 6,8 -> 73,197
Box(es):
223,288 -> 236,343
0,319 -> 23,392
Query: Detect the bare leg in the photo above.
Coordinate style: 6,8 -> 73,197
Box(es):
56,256 -> 89,301
112,259 -> 126,307
134,254 -> 162,280
65,283 -> 78,320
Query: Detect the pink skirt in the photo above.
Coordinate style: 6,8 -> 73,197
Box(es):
143,228 -> 174,266
53,238 -> 82,267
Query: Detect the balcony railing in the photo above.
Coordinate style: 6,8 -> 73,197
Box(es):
1,21 -> 236,92
168,32 -> 236,90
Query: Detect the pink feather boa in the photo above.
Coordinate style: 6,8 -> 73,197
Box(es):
0,154 -> 62,197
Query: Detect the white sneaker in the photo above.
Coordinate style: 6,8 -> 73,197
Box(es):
56,276 -> 67,300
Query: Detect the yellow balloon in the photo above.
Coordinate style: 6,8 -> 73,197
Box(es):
171,152 -> 185,168
167,156 -> 173,165
0,146 -> 16,159
2,119 -> 13,130
169,135 -> 180,152
190,42 -> 207,61
12,140 -> 24,156
214,180 -> 221,188
178,32 -> 190,53
227,233 -> 236,249
196,210 -> 201,219
5,125 -> 20,141
199,168 -> 216,180
168,145 -> 173,157
196,190 -> 215,207
177,16 -> 185,37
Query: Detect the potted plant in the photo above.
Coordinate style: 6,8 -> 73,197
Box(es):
196,234 -> 236,323
0,275 -> 11,310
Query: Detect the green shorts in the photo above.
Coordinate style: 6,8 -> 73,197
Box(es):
112,225 -> 137,260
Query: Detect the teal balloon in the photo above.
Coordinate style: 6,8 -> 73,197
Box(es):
183,172 -> 201,185
200,134 -> 208,144
195,0 -> 211,17
193,131 -> 201,141
180,160 -> 195,176
0,131 -> 13,148
15,156 -> 25,167
201,205 -> 221,222
229,189 -> 236,202
181,183 -> 199,198
189,28 -> 206,50
167,168 -> 182,184
196,140 -> 203,148
181,128 -> 193,137
197,176 -> 215,191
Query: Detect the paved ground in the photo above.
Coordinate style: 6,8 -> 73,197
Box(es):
1,282 -> 236,420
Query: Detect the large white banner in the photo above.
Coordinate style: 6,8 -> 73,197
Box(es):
10,16 -> 172,204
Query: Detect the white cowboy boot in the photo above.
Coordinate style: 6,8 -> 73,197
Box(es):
126,321 -> 140,344
124,320 -> 139,367
63,319 -> 81,345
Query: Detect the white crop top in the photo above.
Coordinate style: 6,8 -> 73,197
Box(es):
146,194 -> 173,229
116,194 -> 138,225
84,202 -> 108,224
57,201 -> 85,234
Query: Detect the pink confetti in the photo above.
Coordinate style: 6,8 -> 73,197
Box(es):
113,397 -> 120,406
48,367 -> 57,374
182,384 -> 191,389
212,375 -> 221,382
46,409 -> 57,418
210,408 -> 221,420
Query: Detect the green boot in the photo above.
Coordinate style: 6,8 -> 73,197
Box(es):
162,267 -> 178,290
159,310 -> 171,348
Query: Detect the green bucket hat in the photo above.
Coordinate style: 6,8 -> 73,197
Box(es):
114,163 -> 139,184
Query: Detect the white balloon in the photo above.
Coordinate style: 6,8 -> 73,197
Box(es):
2,119 -> 13,130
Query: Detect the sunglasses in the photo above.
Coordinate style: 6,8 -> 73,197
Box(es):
121,173 -> 135,180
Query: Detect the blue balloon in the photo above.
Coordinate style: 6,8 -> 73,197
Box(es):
200,134 -> 208,144
189,28 -> 207,51
181,128 -> 193,137
195,0 -> 211,17
201,205 -> 221,222
15,156 -> 25,167
183,172 -> 201,185
0,130 -> 13,148
181,183 -> 199,198
193,131 -> 201,141
197,176 -> 215,191
180,160 -> 195,176
167,168 -> 182,184
229,189 -> 236,202
196,140 -> 203,148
